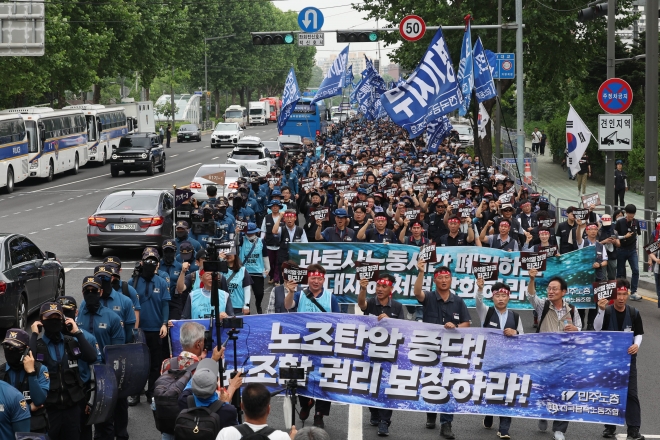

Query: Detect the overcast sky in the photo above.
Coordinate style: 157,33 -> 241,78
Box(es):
273,0 -> 400,65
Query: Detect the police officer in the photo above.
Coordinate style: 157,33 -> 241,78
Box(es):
175,221 -> 202,253
614,160 -> 628,208
76,276 -> 125,440
134,249 -> 171,405
0,379 -> 30,440
160,239 -> 183,298
1,328 -> 50,432
93,266 -> 136,343
175,240 -> 197,272
29,302 -> 98,440
236,222 -> 270,314
103,256 -> 141,329
214,198 -> 235,242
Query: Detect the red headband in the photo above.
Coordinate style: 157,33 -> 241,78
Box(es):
434,270 -> 451,278
493,288 -> 511,295
448,218 -> 460,224
377,278 -> 393,287
308,271 -> 325,278
616,286 -> 628,293
586,224 -> 599,230
284,213 -> 297,218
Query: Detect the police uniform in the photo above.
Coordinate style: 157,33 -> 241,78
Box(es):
94,266 -> 136,343
0,380 -> 31,440
1,329 -> 50,432
77,279 -> 126,357
175,221 -> 202,253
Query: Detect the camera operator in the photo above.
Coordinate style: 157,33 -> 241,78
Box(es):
283,264 -> 339,428
1,328 -> 50,433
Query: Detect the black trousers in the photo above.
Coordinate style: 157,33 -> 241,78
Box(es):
615,189 -> 626,207
144,331 -> 163,397
578,308 -> 599,330
251,274 -> 265,314
166,136 -> 171,148
48,405 -> 82,440
605,355 -> 640,431
369,407 -> 393,422
114,397 -> 130,440
299,396 -> 331,416
93,419 -> 114,440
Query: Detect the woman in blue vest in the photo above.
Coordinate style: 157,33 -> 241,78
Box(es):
183,271 -> 234,320
236,222 -> 269,314
220,252 -> 253,316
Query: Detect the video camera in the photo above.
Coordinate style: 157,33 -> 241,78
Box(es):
204,238 -> 234,273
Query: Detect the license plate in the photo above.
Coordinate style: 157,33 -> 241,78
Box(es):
123,159 -> 135,163
185,136 -> 189,139
112,223 -> 137,230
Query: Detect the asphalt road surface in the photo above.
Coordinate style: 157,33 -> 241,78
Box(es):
1,123 -> 659,440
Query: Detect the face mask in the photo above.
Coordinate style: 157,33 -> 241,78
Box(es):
63,309 -> 76,321
111,278 -> 120,290
176,230 -> 188,240
100,278 -> 112,298
163,251 -> 175,265
142,261 -> 158,280
83,290 -> 101,313
4,348 -> 23,368
43,318 -> 63,337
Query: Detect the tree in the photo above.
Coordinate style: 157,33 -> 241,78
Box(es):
307,65 -> 324,88
155,102 -> 178,123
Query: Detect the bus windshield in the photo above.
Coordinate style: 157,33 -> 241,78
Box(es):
249,109 -> 263,115
226,111 -> 242,118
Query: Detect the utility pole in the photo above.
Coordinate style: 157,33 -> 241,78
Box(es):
515,0 -> 524,178
604,0 -> 616,209
494,0 -> 502,159
644,0 -> 659,216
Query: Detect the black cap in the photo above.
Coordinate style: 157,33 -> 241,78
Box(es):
104,256 -> 121,269
40,302 -> 64,319
2,328 -> 29,348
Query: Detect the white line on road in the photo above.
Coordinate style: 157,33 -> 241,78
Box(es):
37,206 -> 43,209
58,200 -> 64,203
68,220 -> 75,223
48,203 -> 54,205
13,212 -> 20,215
212,157 -> 219,160
24,209 -> 31,212
0,215 -> 6,218
107,163 -> 203,190
203,146 -> 210,148
43,227 -> 50,230
56,224 -> 63,226
26,172 -> 111,193
64,268 -> 71,272
187,149 -> 196,152
29,232 -> 37,234
79,217 -> 85,220
171,154 -> 178,157
63,267 -> 97,270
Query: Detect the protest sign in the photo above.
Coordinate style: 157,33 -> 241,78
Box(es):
418,244 -> 437,262
593,281 -> 616,302
343,191 -> 358,202
301,178 -> 315,191
581,193 -> 601,208
235,219 -> 248,233
472,261 -> 499,280
439,191 -> 451,202
405,209 -> 420,220
644,240 -> 660,255
355,261 -> 380,281
573,209 -> 590,221
311,207 -> 330,222
539,245 -> 559,258
539,218 -> 556,229
282,262 -> 308,284
520,252 -> 548,271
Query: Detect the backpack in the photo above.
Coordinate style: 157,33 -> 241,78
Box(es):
153,360 -> 198,434
174,396 -> 225,440
121,281 -> 130,297
235,424 -> 276,440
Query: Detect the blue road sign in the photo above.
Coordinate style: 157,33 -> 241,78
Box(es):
298,7 -> 324,33
494,53 -> 515,79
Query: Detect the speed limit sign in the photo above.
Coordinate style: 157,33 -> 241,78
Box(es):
399,15 -> 426,42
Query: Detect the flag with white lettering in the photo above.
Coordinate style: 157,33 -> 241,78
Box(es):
380,27 -> 462,138
484,49 -> 497,77
566,104 -> 592,176
278,67 -> 301,133
426,115 -> 453,153
457,21 -> 474,116
312,45 -> 349,104
473,37 -> 497,103
345,65 -> 354,86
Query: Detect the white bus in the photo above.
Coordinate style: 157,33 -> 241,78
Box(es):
0,107 -> 89,181
0,114 -> 30,193
64,104 -> 128,165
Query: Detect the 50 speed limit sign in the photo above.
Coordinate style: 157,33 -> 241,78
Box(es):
399,15 -> 426,42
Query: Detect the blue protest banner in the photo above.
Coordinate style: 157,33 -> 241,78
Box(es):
484,49 -> 497,78
473,37 -> 497,103
457,21 -> 474,116
311,45 -> 349,104
380,28 -> 462,138
288,243 -> 597,308
170,315 -> 631,424
345,65 -> 354,86
426,115 -> 453,152
278,67 -> 301,133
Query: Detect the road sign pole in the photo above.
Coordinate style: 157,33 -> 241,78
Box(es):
494,0 -> 502,159
604,0 -> 616,210
515,0 -> 524,178
644,0 -> 658,216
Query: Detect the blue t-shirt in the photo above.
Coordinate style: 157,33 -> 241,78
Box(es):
112,282 -> 141,311
160,260 -> 183,296
3,364 -> 50,406
134,275 -> 171,331
97,290 -> 136,325
293,289 -> 340,313
0,381 -> 30,440
76,305 -> 125,359
77,328 -> 102,384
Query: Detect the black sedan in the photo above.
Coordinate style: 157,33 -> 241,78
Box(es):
87,189 -> 175,257
177,124 -> 201,142
0,234 -> 65,329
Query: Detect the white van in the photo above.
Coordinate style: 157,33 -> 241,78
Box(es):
225,105 -> 247,129
248,101 -> 268,126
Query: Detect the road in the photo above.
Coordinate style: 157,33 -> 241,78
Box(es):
1,124 -> 659,440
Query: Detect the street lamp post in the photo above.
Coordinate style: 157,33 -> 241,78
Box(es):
204,34 -> 234,126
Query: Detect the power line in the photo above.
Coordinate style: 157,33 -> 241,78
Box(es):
532,0 -> 593,12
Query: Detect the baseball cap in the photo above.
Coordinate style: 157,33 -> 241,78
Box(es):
333,208 -> 349,218
40,302 -> 64,319
191,358 -> 219,399
180,241 -> 194,256
94,265 -> 114,278
58,296 -> 78,311
82,276 -> 101,290
162,239 -> 177,251
176,221 -> 189,230
103,256 -> 122,269
2,328 -> 29,348
501,203 -> 514,211
143,249 -> 160,262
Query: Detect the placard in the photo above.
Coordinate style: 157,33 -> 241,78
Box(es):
538,218 -> 556,229
418,244 -> 437,262
539,245 -> 559,258
175,188 -> 194,208
426,189 -> 438,199
353,201 -> 368,210
379,177 -> 389,189
644,240 -> 660,255
460,181 -> 472,191
593,280 -> 616,302
343,191 -> 358,202
472,261 -> 499,280
438,190 -> 451,202
282,262 -> 308,284
384,188 -> 398,198
581,193 -> 601,208
311,207 -> 330,222
520,252 -> 548,271
354,261 -> 380,281
235,219 -> 248,233
404,209 -> 420,220
572,209 -> 589,221
458,206 -> 472,218
268,177 -> 281,186
498,193 -> 513,205
301,178 -> 315,191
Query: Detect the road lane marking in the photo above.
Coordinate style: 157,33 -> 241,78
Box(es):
13,212 -> 20,214
48,203 -> 54,205
26,172 -> 111,193
0,215 -> 7,218
37,206 -> 43,209
171,154 -> 178,157
29,232 -> 37,234
68,220 -> 75,223
642,295 -> 658,303
187,149 -> 196,152
107,163 -> 202,189
43,227 -> 50,230
203,146 -> 210,148
24,209 -> 31,212
56,224 -> 63,226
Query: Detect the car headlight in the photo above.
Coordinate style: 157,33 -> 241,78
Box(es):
141,153 -> 148,159
30,160 -> 38,169
112,154 -> 118,159
90,146 -> 97,154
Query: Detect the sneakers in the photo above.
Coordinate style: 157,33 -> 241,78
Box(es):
483,415 -> 494,429
377,421 -> 389,436
497,433 -> 511,439
440,423 -> 456,439
370,418 -> 380,426
426,413 -> 436,429
553,431 -> 565,440
630,293 -> 642,301
602,427 -> 616,438
299,399 -> 314,421
538,420 -> 548,432
627,428 -> 645,440
313,415 -> 324,429
127,395 -> 140,406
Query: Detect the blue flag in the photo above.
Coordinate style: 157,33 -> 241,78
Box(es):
345,65 -> 354,86
380,27 -> 462,138
457,22 -> 474,116
473,38 -> 497,103
277,67 -> 301,133
426,116 -> 453,153
484,49 -> 497,78
311,45 -> 349,104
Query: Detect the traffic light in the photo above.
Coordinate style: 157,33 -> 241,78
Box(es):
577,2 -> 608,21
251,32 -> 295,45
336,31 -> 380,43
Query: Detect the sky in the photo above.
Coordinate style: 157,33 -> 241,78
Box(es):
273,0 -> 401,66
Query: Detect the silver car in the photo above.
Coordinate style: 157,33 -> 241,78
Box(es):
189,164 -> 251,201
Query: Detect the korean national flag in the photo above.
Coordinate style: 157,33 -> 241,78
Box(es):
566,104 -> 592,176
312,45 -> 349,104
278,67 -> 301,133
456,22 -> 474,116
473,37 -> 497,103
379,27 -> 462,139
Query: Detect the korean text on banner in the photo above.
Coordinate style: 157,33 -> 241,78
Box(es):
278,67 -> 302,132
312,45 -> 349,104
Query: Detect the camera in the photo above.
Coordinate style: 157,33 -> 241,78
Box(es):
132,261 -> 142,278
222,317 -> 244,329
279,367 -> 305,380
203,260 -> 228,273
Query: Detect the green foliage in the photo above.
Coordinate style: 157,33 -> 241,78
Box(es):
155,102 -> 178,123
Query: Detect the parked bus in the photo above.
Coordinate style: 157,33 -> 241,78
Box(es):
280,98 -> 328,139
259,97 -> 280,122
0,114 -> 30,193
0,107 -> 89,181
64,104 -> 128,166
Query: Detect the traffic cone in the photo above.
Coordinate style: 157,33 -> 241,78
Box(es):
524,160 -> 532,184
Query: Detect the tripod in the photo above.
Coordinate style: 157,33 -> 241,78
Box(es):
227,327 -> 243,423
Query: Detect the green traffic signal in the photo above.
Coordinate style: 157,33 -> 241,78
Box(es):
368,32 -> 378,42
251,32 -> 295,45
284,34 -> 294,44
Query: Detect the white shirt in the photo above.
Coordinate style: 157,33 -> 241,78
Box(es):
216,423 -> 290,440
475,289 -> 525,334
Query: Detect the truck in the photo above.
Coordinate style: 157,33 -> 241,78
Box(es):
225,105 -> 247,129
107,98 -> 155,134
259,97 -> 280,122
248,101 -> 268,126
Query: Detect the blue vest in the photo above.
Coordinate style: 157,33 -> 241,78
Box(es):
227,268 -> 247,309
240,238 -> 264,275
297,289 -> 332,313
190,288 -> 228,319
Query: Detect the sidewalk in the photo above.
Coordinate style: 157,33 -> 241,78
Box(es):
531,147 -> 658,298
